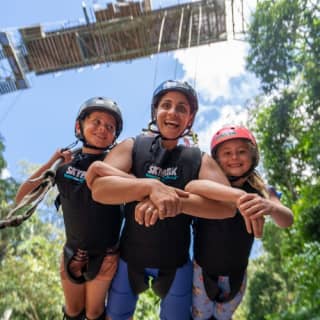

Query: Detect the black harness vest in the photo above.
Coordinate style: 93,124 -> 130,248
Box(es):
193,182 -> 262,302
121,134 -> 201,297
55,151 -> 123,283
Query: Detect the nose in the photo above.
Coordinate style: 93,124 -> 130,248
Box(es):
230,151 -> 239,159
96,123 -> 106,133
167,105 -> 178,116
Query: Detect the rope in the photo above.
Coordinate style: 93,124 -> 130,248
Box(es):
0,147 -> 81,229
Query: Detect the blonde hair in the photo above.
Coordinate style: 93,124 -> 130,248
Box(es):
247,171 -> 269,199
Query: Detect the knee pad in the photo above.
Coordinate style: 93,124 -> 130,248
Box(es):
62,306 -> 85,320
86,309 -> 106,320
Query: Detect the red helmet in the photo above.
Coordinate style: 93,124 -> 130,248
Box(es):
211,126 -> 257,157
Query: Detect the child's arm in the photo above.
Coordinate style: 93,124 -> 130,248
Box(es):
185,179 -> 246,204
237,192 -> 294,228
15,149 -> 73,204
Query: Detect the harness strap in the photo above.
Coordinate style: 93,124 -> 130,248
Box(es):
152,268 -> 177,299
128,265 -> 176,298
202,268 -> 245,303
64,246 -> 86,284
127,266 -> 149,295
63,244 -> 119,284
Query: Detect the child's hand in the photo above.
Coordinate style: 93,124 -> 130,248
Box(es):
242,215 -> 264,238
237,193 -> 273,219
251,217 -> 265,238
48,149 -> 73,166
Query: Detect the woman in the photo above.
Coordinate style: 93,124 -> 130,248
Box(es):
86,81 -> 246,319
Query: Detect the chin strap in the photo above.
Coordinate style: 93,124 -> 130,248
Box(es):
227,165 -> 256,183
82,141 -> 112,151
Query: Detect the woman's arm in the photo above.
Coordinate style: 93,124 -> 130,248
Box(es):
185,154 -> 246,215
87,138 -> 186,217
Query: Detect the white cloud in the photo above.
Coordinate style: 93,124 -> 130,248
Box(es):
196,103 -> 250,153
175,29 -> 262,153
175,40 -> 249,101
1,168 -> 11,179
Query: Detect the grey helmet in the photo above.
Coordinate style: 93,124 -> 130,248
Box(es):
151,80 -> 198,124
76,96 -> 123,141
148,80 -> 199,139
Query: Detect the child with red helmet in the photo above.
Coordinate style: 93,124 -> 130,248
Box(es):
186,125 -> 294,320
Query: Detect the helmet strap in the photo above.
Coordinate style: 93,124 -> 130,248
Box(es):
61,140 -> 80,152
227,165 -> 255,183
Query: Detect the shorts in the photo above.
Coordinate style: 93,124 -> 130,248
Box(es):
60,253 -> 119,282
106,258 -> 193,320
192,261 -> 247,320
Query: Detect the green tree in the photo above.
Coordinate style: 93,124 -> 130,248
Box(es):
134,287 -> 160,319
0,219 -> 64,319
0,136 -> 18,204
0,139 -> 65,319
243,0 -> 320,318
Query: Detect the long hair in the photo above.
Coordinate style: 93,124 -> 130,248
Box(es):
247,171 -> 269,199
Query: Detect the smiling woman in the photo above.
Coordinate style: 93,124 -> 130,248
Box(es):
85,79 -> 246,320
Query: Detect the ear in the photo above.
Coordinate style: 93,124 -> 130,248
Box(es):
187,114 -> 195,127
75,120 -> 81,134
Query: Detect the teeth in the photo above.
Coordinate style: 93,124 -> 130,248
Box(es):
165,122 -> 178,127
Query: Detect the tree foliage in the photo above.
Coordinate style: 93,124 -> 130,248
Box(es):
0,136 -> 18,205
134,287 -> 160,319
0,139 -> 65,319
242,0 -> 320,318
0,221 -> 64,319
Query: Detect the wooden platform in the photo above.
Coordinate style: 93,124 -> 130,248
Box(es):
19,0 -> 226,75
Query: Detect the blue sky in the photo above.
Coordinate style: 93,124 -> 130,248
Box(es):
0,0 -> 259,181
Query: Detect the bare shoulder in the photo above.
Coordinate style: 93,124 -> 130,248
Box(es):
198,153 -> 229,184
105,138 -> 134,171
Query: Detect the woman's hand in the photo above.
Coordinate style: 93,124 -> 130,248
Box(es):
135,198 -> 160,227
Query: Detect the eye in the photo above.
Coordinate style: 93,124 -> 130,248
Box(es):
160,102 -> 171,110
220,150 -> 231,157
92,119 -> 100,126
239,149 -> 248,155
105,124 -> 115,133
176,103 -> 188,114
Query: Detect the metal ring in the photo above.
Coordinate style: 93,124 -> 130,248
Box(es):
147,206 -> 153,213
